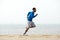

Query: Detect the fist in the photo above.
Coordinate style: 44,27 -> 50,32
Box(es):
36,14 -> 38,15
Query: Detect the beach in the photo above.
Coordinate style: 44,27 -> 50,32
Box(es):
0,34 -> 60,40
0,24 -> 60,40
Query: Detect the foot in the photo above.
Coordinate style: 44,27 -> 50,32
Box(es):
23,33 -> 26,35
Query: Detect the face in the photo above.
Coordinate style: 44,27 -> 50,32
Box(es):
33,9 -> 36,12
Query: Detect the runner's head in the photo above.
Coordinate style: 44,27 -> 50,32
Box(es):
32,7 -> 36,12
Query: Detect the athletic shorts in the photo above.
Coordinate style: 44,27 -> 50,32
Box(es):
27,21 -> 36,28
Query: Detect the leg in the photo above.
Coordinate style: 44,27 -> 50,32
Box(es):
30,22 -> 36,28
30,26 -> 36,28
23,27 -> 29,35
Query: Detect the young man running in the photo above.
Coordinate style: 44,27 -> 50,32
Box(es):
23,7 -> 38,35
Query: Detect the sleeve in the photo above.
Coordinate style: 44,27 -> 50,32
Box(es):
33,14 -> 37,18
27,12 -> 30,16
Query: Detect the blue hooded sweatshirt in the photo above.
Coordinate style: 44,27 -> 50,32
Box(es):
27,11 -> 37,21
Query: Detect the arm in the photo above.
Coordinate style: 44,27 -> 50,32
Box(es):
33,14 -> 38,18
27,12 -> 30,16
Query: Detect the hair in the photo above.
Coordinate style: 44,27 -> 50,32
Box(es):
32,7 -> 36,10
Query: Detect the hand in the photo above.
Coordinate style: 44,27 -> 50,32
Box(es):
36,14 -> 38,16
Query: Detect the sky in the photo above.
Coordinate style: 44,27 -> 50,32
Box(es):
0,0 -> 60,24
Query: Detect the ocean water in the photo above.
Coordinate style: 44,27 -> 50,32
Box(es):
0,24 -> 60,35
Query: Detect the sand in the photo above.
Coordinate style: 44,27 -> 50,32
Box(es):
0,34 -> 60,40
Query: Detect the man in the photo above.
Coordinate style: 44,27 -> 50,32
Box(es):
23,7 -> 38,35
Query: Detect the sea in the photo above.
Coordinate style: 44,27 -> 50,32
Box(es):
0,24 -> 60,35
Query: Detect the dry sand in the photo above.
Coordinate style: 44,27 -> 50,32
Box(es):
0,34 -> 60,40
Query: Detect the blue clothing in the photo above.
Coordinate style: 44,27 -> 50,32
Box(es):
27,11 -> 37,21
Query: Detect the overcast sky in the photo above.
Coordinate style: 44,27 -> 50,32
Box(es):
0,0 -> 60,24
